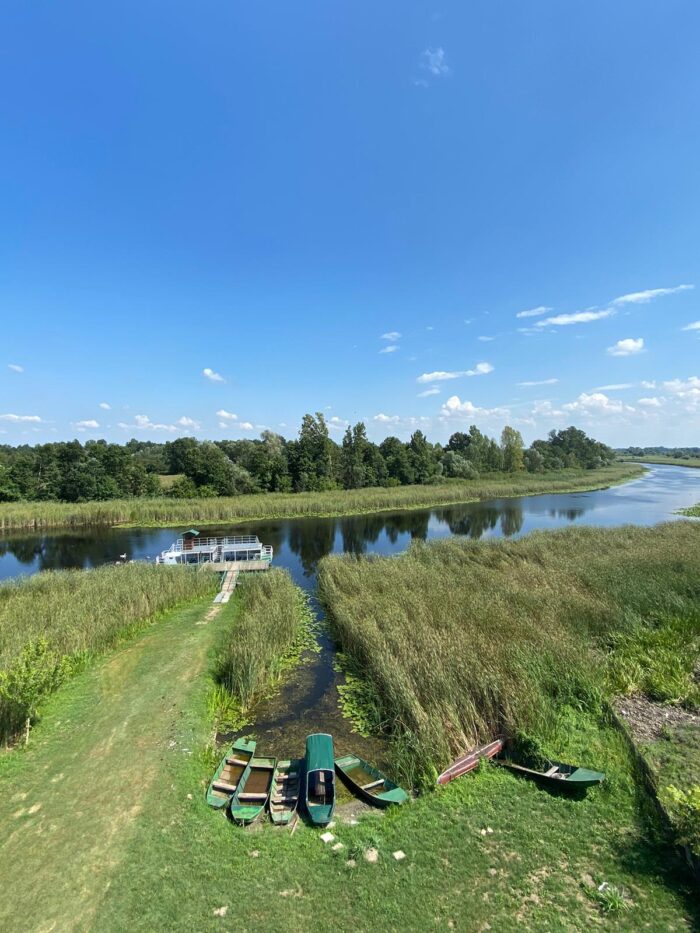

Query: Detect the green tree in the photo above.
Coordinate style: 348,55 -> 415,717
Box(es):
501,426 -> 525,473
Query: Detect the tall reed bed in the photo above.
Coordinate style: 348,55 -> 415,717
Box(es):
318,522 -> 700,786
0,463 -> 642,530
0,564 -> 215,743
213,569 -> 312,723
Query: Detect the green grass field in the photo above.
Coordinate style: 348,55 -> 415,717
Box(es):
0,462 -> 642,530
621,455 -> 700,469
0,595 -> 696,931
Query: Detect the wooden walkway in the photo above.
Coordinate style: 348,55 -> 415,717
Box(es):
213,568 -> 239,604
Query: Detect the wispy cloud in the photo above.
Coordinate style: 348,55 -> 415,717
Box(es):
607,337 -> 644,357
516,306 -> 552,319
517,378 -> 559,387
99,402 -> 111,410
381,331 -> 401,342
638,397 -> 662,407
7,363 -> 24,373
203,367 -> 225,383
177,416 -> 200,429
379,345 -> 399,354
328,416 -> 350,432
417,386 -> 441,397
478,336 -> 495,342
536,309 -> 614,328
216,409 -> 238,421
117,414 -> 178,433
682,321 -> 700,332
0,413 -> 43,423
594,383 -> 634,391
420,47 -> 450,76
612,284 -> 693,305
417,362 -> 494,384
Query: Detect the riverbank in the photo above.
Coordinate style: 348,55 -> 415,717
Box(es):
0,462 -> 643,531
621,456 -> 700,469
680,503 -> 700,517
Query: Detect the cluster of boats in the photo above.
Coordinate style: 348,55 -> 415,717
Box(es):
207,732 -> 408,826
207,733 -> 605,828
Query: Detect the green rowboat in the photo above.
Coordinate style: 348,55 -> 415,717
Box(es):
269,758 -> 303,826
335,754 -> 408,808
206,738 -> 256,809
229,756 -> 276,825
304,733 -> 336,825
497,759 -> 605,791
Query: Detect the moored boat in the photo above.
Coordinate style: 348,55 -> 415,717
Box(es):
335,754 -> 408,808
304,733 -> 336,825
229,756 -> 277,825
269,758 -> 303,825
436,738 -> 504,786
206,738 -> 256,809
496,759 -> 605,791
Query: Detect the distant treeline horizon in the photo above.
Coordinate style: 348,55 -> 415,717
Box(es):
616,445 -> 700,458
0,416 -> 615,504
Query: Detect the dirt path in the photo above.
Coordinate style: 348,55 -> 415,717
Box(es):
0,601 -> 216,933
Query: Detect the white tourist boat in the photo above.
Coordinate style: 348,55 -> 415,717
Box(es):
156,529 -> 273,566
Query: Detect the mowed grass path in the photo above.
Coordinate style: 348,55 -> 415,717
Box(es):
0,593 -> 697,931
0,600 -> 215,932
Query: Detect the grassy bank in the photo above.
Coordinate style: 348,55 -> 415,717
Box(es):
621,455 -> 700,468
0,462 -> 643,531
210,569 -> 314,729
0,596 -> 696,930
318,522 -> 700,787
680,503 -> 700,517
0,564 -> 215,744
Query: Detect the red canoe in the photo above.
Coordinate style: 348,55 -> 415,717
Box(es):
436,738 -> 504,786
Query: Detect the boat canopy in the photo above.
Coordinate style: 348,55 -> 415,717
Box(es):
305,733 -> 334,772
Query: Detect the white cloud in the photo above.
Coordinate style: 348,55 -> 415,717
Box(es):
562,392 -> 633,416
177,416 -> 200,429
594,383 -> 634,391
74,419 -> 100,430
682,321 -> 700,332
612,284 -> 693,305
536,309 -> 614,328
328,416 -> 350,432
439,396 -> 509,421
238,422 -> 254,431
118,414 -> 178,433
517,378 -> 559,387
478,336 -> 494,342
661,376 -> 700,397
638,397 -> 662,407
0,413 -> 42,423
641,380 -> 656,389
373,413 -> 401,424
381,331 -> 401,341
379,345 -> 399,354
216,409 -> 238,421
417,387 -> 441,397
607,337 -> 644,357
203,367 -> 225,383
417,362 -> 494,384
99,402 -> 111,410
420,47 -> 449,76
8,363 -> 24,373
516,306 -> 552,319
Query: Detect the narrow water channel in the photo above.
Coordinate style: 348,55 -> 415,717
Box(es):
2,464 -> 699,764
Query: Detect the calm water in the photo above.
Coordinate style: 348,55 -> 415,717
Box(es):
2,464 -> 699,764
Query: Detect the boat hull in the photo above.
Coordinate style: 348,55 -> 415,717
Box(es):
206,738 -> 256,809
498,759 -> 605,791
229,757 -> 276,825
269,758 -> 302,826
305,734 -> 336,826
437,738 -> 504,786
335,754 -> 408,808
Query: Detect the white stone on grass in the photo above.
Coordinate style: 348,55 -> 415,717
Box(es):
393,850 -> 406,861
320,831 -> 335,843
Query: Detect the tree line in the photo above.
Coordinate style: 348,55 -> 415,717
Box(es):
0,418 -> 615,503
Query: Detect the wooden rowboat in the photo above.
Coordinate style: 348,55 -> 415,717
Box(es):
229,756 -> 277,825
269,758 -> 303,826
436,738 -> 504,786
206,738 -> 256,809
496,759 -> 605,791
335,754 -> 408,808
304,733 -> 336,826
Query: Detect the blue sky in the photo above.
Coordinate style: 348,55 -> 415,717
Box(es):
1,1 -> 699,448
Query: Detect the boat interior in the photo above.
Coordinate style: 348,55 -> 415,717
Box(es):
308,769 -> 334,806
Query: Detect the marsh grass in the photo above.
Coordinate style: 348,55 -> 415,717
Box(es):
212,569 -> 314,721
680,503 -> 700,517
318,522 -> 700,786
0,463 -> 642,530
0,564 -> 215,743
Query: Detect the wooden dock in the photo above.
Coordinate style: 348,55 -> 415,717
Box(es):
210,559 -> 270,604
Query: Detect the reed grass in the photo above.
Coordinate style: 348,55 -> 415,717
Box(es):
680,503 -> 700,517
0,564 -> 215,743
0,463 -> 642,530
213,569 -> 313,718
318,521 -> 700,786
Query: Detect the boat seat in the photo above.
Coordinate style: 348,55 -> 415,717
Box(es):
362,778 -> 385,791
544,766 -> 559,777
237,792 -> 268,800
226,757 -> 248,766
212,780 -> 237,793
